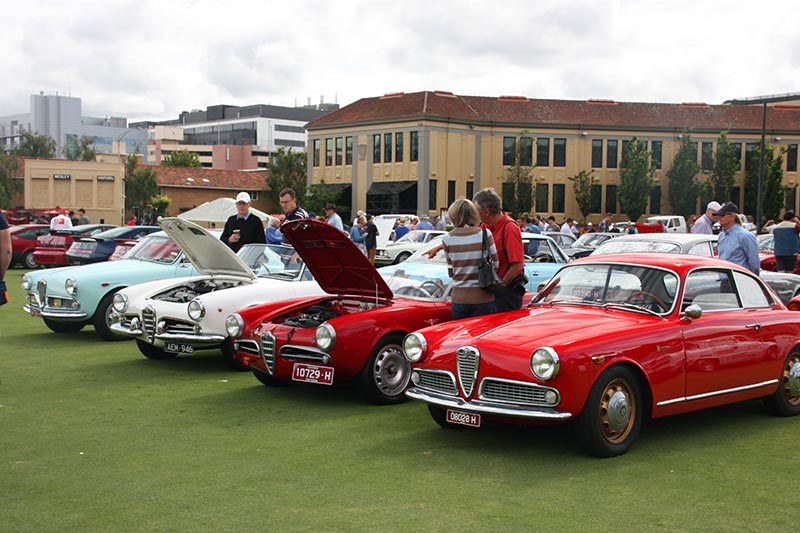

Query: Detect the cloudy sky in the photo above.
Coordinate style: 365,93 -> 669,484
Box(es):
3,0 -> 799,123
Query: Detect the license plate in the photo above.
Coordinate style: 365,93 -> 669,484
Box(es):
292,363 -> 334,385
30,308 -> 42,317
164,342 -> 194,354
446,409 -> 481,428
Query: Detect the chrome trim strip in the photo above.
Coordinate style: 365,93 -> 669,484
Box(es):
39,310 -> 88,319
109,323 -> 143,336
154,332 -> 226,344
405,387 -> 572,421
280,344 -> 331,364
656,379 -> 779,407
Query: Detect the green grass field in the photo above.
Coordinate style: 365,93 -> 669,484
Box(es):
1,268 -> 797,532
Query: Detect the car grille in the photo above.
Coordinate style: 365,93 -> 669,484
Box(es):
414,369 -> 458,396
457,346 -> 480,397
142,307 -> 156,341
261,331 -> 276,375
235,339 -> 260,356
480,378 -> 560,407
163,320 -> 195,335
37,280 -> 47,305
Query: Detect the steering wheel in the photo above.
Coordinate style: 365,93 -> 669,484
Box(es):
625,291 -> 668,312
419,281 -> 444,298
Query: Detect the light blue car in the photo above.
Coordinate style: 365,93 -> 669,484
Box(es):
21,232 -> 211,340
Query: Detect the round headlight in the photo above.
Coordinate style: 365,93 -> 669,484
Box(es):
187,299 -> 206,321
225,313 -> 244,339
403,332 -> 427,362
65,278 -> 78,295
112,292 -> 128,313
21,273 -> 31,291
530,347 -> 560,380
315,323 -> 336,351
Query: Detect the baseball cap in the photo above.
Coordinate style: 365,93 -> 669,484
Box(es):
235,192 -> 251,204
713,202 -> 739,216
706,201 -> 722,213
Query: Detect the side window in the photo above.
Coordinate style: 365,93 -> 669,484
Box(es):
683,270 -> 741,311
733,272 -> 771,308
687,242 -> 712,257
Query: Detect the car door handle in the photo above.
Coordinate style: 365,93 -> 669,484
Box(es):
745,323 -> 762,330
530,271 -> 539,277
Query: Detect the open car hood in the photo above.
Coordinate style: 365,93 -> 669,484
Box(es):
282,218 -> 392,299
159,217 -> 256,280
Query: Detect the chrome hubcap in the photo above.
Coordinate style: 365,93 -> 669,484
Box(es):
787,361 -> 800,397
606,390 -> 631,432
373,345 -> 410,396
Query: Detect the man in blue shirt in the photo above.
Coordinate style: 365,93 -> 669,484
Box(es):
716,202 -> 760,274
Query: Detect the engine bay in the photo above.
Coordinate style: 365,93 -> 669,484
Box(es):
279,298 -> 388,328
153,279 -> 245,303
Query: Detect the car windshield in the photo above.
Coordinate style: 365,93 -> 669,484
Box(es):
533,263 -> 679,315
404,237 -> 447,264
593,240 -> 682,255
573,233 -> 611,248
382,270 -> 451,301
92,226 -> 141,239
237,243 -> 310,280
395,230 -> 432,244
757,234 -> 774,252
126,235 -> 182,263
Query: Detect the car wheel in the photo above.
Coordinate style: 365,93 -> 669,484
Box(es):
93,291 -> 128,342
221,338 -> 249,372
252,369 -> 291,387
428,405 -> 470,430
763,350 -> 800,416
22,250 -> 38,269
575,366 -> 642,458
394,252 -> 411,264
356,334 -> 411,405
43,318 -> 85,333
136,339 -> 177,360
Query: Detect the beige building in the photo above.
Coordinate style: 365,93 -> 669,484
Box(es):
306,91 -> 800,222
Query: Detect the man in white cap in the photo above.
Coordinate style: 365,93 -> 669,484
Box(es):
691,200 -> 722,234
221,191 -> 266,252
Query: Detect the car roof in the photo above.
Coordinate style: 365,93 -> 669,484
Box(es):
607,233 -> 716,244
571,252 -> 747,273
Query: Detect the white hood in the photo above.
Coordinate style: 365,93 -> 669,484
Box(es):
160,217 -> 256,280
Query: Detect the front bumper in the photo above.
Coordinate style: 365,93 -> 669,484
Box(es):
405,387 -> 573,421
23,293 -> 87,320
110,316 -> 226,346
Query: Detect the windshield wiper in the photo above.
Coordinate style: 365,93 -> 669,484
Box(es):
603,302 -> 662,317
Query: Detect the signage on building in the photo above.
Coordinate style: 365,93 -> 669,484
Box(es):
97,175 -> 115,181
53,174 -> 71,180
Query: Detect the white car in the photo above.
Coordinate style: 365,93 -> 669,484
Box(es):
374,229 -> 446,265
110,218 -> 324,369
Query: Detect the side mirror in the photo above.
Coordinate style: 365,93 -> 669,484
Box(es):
682,304 -> 702,320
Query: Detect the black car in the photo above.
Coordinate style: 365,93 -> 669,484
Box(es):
66,226 -> 160,265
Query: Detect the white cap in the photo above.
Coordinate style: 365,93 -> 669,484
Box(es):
706,201 -> 721,213
235,192 -> 251,204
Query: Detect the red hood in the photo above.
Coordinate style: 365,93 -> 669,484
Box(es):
282,218 -> 392,299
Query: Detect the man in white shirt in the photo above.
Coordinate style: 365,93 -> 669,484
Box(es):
325,203 -> 344,231
691,201 -> 721,234
50,210 -> 73,230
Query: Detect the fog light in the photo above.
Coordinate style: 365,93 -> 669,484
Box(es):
545,390 -> 558,405
156,321 -> 166,334
131,317 -> 141,330
411,371 -> 421,385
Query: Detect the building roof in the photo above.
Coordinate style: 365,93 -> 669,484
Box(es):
154,166 -> 269,191
306,90 -> 800,133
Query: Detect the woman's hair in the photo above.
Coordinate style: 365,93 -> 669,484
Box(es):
357,215 -> 366,225
448,198 -> 481,227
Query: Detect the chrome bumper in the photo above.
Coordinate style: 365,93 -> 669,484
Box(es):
23,304 -> 88,320
405,387 -> 573,421
108,322 -> 225,345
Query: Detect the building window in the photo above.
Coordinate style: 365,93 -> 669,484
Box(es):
345,136 -> 353,165
787,144 -> 798,172
325,138 -> 333,166
503,137 -> 515,166
650,186 -> 662,215
536,183 -> 549,213
745,143 -> 756,171
384,133 -> 392,163
607,140 -> 618,169
553,138 -> 566,167
605,185 -> 617,214
520,137 -> 533,166
701,142 -> 713,171
373,134 -> 381,163
591,184 -> 601,213
731,143 -> 742,169
312,139 -> 320,167
621,140 -> 631,167
466,181 -> 474,200
395,132 -> 404,163
429,179 -> 437,210
447,180 -> 456,205
537,138 -> 550,167
335,137 -> 343,166
651,141 -> 662,169
786,185 -> 796,212
591,140 -> 603,168
553,184 -> 565,213
410,131 -> 419,162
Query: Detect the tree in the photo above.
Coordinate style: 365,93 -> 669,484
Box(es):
63,135 -> 97,161
13,130 -> 56,158
743,142 -> 786,222
267,148 -> 307,207
501,132 -> 535,218
568,170 -> 597,222
618,137 -> 656,223
125,167 -> 158,212
710,131 -> 739,201
666,131 -> 702,220
304,181 -> 342,219
162,150 -> 201,167
150,195 -> 171,217
0,155 -> 21,209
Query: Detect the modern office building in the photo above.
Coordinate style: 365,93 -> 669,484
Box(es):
306,90 -> 800,221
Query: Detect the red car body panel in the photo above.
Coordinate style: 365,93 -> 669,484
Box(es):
32,225 -> 115,266
9,224 -> 49,266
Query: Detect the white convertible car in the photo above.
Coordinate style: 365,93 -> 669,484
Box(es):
110,218 -> 324,369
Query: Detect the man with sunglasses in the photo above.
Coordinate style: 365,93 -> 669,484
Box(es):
691,200 -> 721,234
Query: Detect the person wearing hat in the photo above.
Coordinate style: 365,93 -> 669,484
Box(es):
221,192 -> 266,253
691,201 -> 722,234
770,210 -> 800,272
324,203 -> 343,231
715,202 -> 759,274
393,217 -> 410,241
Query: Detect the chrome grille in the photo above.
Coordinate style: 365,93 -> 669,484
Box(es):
163,321 -> 195,334
480,378 -> 559,407
236,339 -> 260,356
37,280 -> 47,306
142,307 -> 156,341
414,369 -> 458,396
261,331 -> 276,375
457,346 -> 480,397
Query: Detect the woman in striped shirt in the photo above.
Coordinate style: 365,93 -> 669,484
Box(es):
441,198 -> 499,320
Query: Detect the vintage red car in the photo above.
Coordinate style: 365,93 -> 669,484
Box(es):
403,253 -> 800,457
228,218 -> 455,404
8,224 -> 50,268
32,224 -> 116,267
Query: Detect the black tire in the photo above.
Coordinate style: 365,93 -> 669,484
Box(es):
394,252 -> 411,264
574,366 -> 643,458
428,404 -> 469,430
253,369 -> 291,387
93,291 -> 128,342
221,338 -> 249,372
22,250 -> 38,269
763,350 -> 800,416
356,334 -> 411,405
43,318 -> 85,333
136,339 -> 177,360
